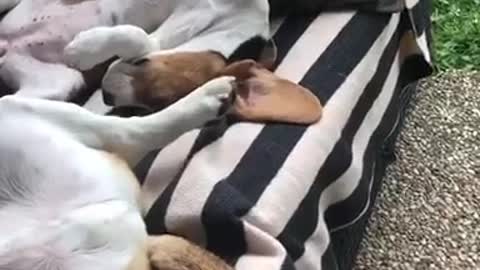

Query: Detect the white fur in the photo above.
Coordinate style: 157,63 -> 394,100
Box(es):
0,76 -> 235,270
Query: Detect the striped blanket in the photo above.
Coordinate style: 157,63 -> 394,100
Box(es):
81,1 -> 433,269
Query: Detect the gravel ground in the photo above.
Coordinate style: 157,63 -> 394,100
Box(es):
354,71 -> 480,269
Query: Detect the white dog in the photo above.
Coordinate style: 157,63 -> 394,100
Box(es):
0,76 -> 236,270
0,0 -> 270,102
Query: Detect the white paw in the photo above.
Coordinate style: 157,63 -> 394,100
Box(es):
65,26 -> 153,71
176,76 -> 235,123
195,76 -> 236,110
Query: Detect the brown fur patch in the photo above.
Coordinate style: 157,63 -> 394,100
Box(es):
148,235 -> 232,270
131,51 -> 227,109
127,244 -> 151,270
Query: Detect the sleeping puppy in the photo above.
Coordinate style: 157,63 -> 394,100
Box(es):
0,76 -> 236,270
0,0 -> 270,100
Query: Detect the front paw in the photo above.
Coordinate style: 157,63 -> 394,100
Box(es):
193,76 -> 236,113
65,26 -> 153,71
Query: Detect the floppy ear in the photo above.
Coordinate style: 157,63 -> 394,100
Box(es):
220,61 -> 323,125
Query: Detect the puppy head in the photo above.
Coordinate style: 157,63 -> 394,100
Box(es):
101,38 -> 322,125
101,51 -> 227,108
100,36 -> 277,110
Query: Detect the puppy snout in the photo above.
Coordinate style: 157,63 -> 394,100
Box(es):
102,91 -> 115,106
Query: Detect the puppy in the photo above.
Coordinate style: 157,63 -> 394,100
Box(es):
0,76 -> 236,270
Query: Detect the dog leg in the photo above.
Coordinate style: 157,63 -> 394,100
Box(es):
64,25 -> 157,71
0,76 -> 234,165
0,0 -> 21,13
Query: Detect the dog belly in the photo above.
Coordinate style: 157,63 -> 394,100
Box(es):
0,115 -> 140,212
0,0 -> 105,64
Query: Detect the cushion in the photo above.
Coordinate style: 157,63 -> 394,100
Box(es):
84,1 -> 433,269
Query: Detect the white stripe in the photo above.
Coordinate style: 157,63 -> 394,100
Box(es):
141,129 -> 200,211
405,0 -> 419,9
296,47 -> 402,270
163,123 -> 263,245
417,32 -> 432,64
244,13 -> 401,241
275,12 -> 355,82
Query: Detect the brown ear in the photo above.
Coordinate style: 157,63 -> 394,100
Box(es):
220,59 -> 259,79
228,66 -> 323,125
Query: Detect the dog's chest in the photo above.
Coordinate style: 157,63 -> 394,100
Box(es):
0,0 -> 105,63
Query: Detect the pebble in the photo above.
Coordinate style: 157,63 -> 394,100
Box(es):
354,71 -> 480,270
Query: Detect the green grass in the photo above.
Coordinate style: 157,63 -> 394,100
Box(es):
432,0 -> 480,71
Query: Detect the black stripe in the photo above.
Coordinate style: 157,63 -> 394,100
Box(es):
277,14 -> 399,262
200,12 -> 392,262
324,53 -> 422,229
202,125 -> 306,262
144,118 -> 229,234
321,244 -> 340,270
134,151 -> 159,185
409,0 -> 432,36
281,256 -> 296,270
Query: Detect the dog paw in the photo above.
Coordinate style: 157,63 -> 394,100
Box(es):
173,76 -> 235,125
65,26 -> 153,71
195,76 -> 236,110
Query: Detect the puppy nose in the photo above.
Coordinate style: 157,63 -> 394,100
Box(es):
102,91 -> 115,105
